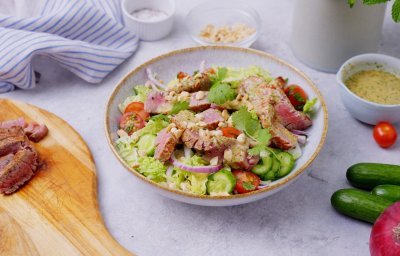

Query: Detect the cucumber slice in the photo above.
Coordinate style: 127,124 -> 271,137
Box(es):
270,156 -> 281,174
276,152 -> 295,178
262,170 -> 276,181
206,169 -> 236,195
252,164 -> 269,176
138,134 -> 157,156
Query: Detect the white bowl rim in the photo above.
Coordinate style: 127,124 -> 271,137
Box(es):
105,46 -> 328,201
184,1 -> 261,47
337,53 -> 400,108
121,0 -> 175,24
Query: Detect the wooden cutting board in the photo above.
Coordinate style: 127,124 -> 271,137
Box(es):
0,99 -> 132,256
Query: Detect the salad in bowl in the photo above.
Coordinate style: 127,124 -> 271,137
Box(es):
114,62 -> 317,196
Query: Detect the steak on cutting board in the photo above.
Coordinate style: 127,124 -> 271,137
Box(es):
0,122 -> 47,195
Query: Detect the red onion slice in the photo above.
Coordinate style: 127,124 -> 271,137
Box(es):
146,68 -> 165,90
166,166 -> 173,177
291,129 -> 309,137
199,60 -> 206,73
170,154 -> 222,173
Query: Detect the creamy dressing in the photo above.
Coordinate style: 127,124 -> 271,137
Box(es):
345,70 -> 400,105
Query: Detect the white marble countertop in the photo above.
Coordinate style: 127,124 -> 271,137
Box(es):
2,1 -> 400,255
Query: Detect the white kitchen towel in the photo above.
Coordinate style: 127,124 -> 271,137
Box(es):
0,0 -> 138,93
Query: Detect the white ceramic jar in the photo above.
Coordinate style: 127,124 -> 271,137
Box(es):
291,0 -> 387,73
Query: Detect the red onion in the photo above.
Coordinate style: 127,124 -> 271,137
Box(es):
291,129 -> 309,137
370,202 -> 400,256
146,68 -> 165,90
166,166 -> 173,177
199,60 -> 206,73
295,134 -> 307,145
170,154 -> 222,173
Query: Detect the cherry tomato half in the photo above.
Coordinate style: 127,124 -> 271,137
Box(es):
232,170 -> 260,194
119,112 -> 145,135
124,102 -> 150,120
177,71 -> 189,80
221,127 -> 241,138
284,85 -> 308,111
373,122 -> 397,148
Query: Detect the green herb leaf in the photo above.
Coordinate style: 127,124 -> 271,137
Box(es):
207,83 -> 237,105
303,98 -> 318,114
248,145 -> 265,156
242,181 -> 255,191
231,107 -> 261,136
348,0 -> 356,7
169,101 -> 189,115
363,0 -> 389,5
393,0 -> 400,22
150,114 -> 170,122
254,129 -> 271,145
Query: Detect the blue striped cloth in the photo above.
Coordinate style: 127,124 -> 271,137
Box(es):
0,0 -> 138,93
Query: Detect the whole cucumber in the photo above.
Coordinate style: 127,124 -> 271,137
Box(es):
346,163 -> 400,189
372,185 -> 400,202
331,188 -> 393,223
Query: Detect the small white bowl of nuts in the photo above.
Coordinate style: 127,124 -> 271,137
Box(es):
185,1 -> 261,48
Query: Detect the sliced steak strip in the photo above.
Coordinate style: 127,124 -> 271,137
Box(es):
166,73 -> 211,93
0,118 -> 26,129
0,154 -> 14,170
144,91 -> 173,114
0,146 -> 39,194
24,122 -> 49,143
154,128 -> 179,162
190,91 -> 211,112
200,108 -> 224,130
240,76 -> 298,150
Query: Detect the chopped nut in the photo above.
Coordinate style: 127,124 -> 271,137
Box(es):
170,127 -> 177,133
181,91 -> 189,98
224,149 -> 233,162
172,129 -> 183,139
181,121 -> 188,128
198,121 -> 207,127
199,129 -> 205,137
210,156 -> 219,166
195,91 -> 205,100
237,133 -> 246,144
187,122 -> 195,129
213,130 -> 223,136
222,109 -> 229,120
218,122 -> 227,128
195,113 -> 204,120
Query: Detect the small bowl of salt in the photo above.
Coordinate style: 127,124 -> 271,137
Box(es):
122,0 -> 175,41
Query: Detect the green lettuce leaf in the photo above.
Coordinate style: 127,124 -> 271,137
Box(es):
138,157 -> 167,183
118,85 -> 151,112
303,98 -> 318,114
115,136 -> 140,167
222,65 -> 272,87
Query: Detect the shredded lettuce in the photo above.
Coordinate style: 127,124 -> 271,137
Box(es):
167,155 -> 209,195
115,136 -> 140,167
222,66 -> 272,87
118,85 -> 151,112
137,118 -> 169,137
138,157 -> 167,183
303,98 -> 318,114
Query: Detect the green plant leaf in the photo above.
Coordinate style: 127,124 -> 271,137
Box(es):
169,101 -> 189,115
348,0 -> 356,7
363,0 -> 389,5
393,0 -> 400,22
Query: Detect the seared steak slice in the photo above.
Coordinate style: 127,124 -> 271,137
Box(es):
181,129 -> 200,149
0,118 -> 26,129
144,91 -> 173,114
0,127 -> 25,140
154,128 -> 179,162
240,77 -> 298,150
190,91 -> 211,112
24,122 -> 49,143
0,154 -> 14,170
200,108 -> 224,129
167,73 -> 211,93
0,146 -> 39,194
171,110 -> 198,129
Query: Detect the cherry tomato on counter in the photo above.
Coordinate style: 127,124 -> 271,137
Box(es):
284,85 -> 308,111
232,170 -> 260,194
373,122 -> 397,148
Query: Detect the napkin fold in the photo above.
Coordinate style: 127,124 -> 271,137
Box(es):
0,0 -> 138,93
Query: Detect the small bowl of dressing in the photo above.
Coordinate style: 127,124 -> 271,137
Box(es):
337,53 -> 400,125
122,0 -> 175,41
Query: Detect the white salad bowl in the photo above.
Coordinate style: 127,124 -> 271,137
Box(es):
105,46 -> 328,206
337,53 -> 400,125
